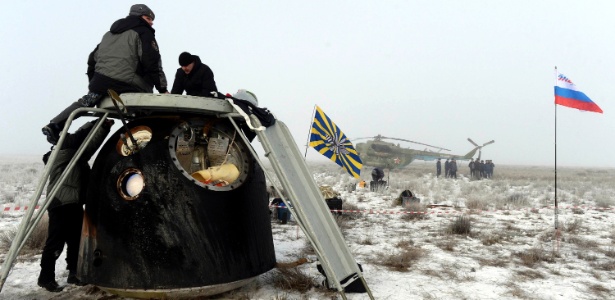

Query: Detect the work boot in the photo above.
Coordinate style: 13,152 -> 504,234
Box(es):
42,124 -> 60,145
67,273 -> 86,286
37,279 -> 64,292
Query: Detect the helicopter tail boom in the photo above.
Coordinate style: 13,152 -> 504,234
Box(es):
462,147 -> 480,159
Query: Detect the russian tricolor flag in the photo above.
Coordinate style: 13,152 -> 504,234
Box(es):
554,72 -> 603,113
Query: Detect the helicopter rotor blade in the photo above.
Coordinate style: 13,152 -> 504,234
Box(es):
482,140 -> 495,147
349,137 -> 373,142
350,134 -> 386,142
380,136 -> 451,151
467,138 -> 479,147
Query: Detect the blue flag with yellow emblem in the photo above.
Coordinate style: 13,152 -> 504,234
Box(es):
309,105 -> 362,178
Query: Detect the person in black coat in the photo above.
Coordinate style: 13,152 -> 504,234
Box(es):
449,159 -> 458,179
171,52 -> 218,96
371,168 -> 384,182
38,119 -> 114,292
270,197 -> 290,224
42,4 -> 167,145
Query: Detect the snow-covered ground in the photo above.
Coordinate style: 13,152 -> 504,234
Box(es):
1,158 -> 614,299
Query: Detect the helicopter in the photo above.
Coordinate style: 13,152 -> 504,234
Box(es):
354,134 -> 494,169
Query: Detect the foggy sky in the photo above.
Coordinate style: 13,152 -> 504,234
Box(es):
1,1 -> 613,168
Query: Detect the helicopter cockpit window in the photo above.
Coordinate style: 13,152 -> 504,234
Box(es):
168,119 -> 251,191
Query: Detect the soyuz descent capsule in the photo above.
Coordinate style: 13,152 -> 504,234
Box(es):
77,93 -> 276,298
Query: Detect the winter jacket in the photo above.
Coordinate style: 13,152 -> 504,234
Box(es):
371,168 -> 384,181
45,121 -> 111,210
87,16 -> 167,94
171,56 -> 217,96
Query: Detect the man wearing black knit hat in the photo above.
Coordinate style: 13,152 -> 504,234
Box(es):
171,52 -> 218,97
42,4 -> 168,145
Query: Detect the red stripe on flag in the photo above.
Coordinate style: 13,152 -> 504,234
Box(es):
555,96 -> 603,113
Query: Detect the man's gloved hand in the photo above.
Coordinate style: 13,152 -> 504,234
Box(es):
104,119 -> 115,128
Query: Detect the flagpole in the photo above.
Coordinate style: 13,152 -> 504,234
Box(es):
304,105 -> 317,158
554,66 -> 560,251
554,66 -> 558,230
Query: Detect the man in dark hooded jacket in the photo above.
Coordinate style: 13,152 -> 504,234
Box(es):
371,167 -> 384,182
38,119 -> 114,292
42,4 -> 167,145
171,52 -> 218,96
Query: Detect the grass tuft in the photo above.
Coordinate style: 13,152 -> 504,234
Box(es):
377,247 -> 426,272
448,216 -> 472,235
0,214 -> 48,253
267,268 -> 319,293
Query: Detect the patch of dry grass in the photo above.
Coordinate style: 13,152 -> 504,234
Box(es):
436,239 -> 456,252
595,197 -> 614,209
587,283 -> 612,299
567,236 -> 599,249
564,218 -> 583,233
603,247 -> 615,258
575,251 -> 598,262
0,214 -> 48,254
448,216 -> 472,235
377,247 -> 426,272
267,268 -> 319,293
358,235 -> 374,245
515,247 -> 555,267
505,192 -> 530,207
333,214 -> 351,237
401,202 -> 429,221
395,239 -> 414,248
477,257 -> 509,267
465,198 -> 485,210
515,268 -> 546,280
481,233 -> 504,246
591,260 -> 615,272
300,241 -> 315,257
339,202 -> 361,220
505,281 -> 530,298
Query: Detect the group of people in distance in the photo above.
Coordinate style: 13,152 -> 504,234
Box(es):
37,4 -> 222,293
435,158 -> 495,179
468,158 -> 495,179
436,158 -> 459,178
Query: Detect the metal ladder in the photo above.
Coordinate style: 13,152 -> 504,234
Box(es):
228,115 -> 374,300
0,108 -> 111,292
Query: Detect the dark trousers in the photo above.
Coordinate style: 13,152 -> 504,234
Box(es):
50,92 -> 104,128
39,203 -> 84,282
277,207 -> 290,224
